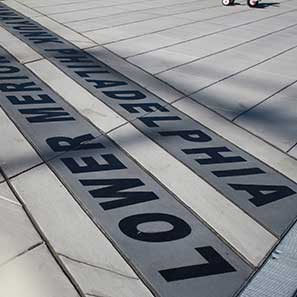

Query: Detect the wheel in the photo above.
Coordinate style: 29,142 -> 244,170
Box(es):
222,0 -> 231,6
247,0 -> 258,7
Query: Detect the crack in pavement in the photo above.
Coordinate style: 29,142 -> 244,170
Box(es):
86,293 -> 112,297
0,241 -> 44,268
59,253 -> 139,280
0,194 -> 21,207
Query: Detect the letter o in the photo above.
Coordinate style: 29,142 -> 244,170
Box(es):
119,213 -> 191,242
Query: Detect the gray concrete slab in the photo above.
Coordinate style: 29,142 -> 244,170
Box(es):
240,219 -> 297,297
289,145 -> 297,159
157,49 -> 261,94
0,191 -> 41,266
235,83 -> 297,152
0,244 -> 80,297
191,68 -> 295,120
0,107 -> 43,179
0,181 -> 20,205
0,26 -> 42,63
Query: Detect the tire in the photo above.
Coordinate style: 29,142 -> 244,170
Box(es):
222,0 -> 231,6
247,0 -> 258,7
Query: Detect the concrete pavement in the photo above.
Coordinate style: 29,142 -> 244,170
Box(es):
0,0 -> 296,296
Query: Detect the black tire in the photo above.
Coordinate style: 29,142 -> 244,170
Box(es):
247,0 -> 258,7
222,0 -> 231,6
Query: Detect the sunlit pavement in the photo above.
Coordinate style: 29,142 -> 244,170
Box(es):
0,0 -> 297,296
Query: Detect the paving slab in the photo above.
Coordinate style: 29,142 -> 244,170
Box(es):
240,219 -> 297,297
289,145 -> 297,159
128,16 -> 297,74
0,172 -> 4,184
0,244 -> 80,297
233,41 -> 296,62
254,47 -> 297,78
52,6 -> 128,23
61,255 -> 153,297
191,68 -> 296,120
209,7 -> 285,26
145,0 -> 219,16
27,59 -> 127,132
32,0 -> 96,7
0,181 -> 20,205
128,48 -> 198,74
3,0 -> 42,17
85,15 -> 193,44
235,82 -> 297,152
0,107 -> 43,179
157,49 -> 260,95
36,0 -> 123,15
105,22 -> 228,59
106,33 -> 181,59
243,11 -> 297,34
157,21 -> 226,40
0,187 -> 41,266
66,0 -> 221,33
32,15 -> 96,49
68,11 -> 161,32
0,26 -> 42,64
174,4 -> 248,21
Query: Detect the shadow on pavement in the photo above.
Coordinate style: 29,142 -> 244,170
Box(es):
256,2 -> 280,8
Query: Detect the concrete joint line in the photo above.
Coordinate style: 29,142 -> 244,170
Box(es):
154,12 -> 297,75
288,142 -> 297,153
51,0 -> 218,21
232,79 -> 297,122
58,253 -> 139,280
125,8 -> 297,59
0,167 -> 86,297
80,3 -> 221,34
0,241 -> 43,268
0,193 -> 21,206
86,293 -> 108,297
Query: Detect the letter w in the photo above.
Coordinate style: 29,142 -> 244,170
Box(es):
80,178 -> 159,210
19,107 -> 75,123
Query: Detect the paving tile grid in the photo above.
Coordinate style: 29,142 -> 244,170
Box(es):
0,168 -> 82,297
0,18 -> 257,297
1,0 -> 296,163
0,0 -> 296,297
11,0 -> 296,155
0,0 -> 293,260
